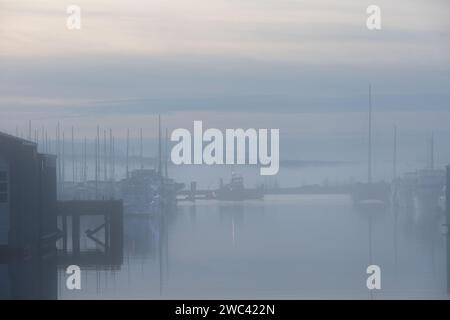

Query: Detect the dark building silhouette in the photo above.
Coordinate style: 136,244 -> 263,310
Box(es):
0,132 -> 57,299
447,165 -> 450,294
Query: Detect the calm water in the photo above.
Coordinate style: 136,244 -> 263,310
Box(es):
59,194 -> 448,299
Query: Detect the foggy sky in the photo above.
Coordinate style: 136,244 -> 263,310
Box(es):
0,0 -> 449,163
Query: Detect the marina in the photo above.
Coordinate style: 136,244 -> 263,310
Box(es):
1,0 -> 450,306
0,109 -> 449,299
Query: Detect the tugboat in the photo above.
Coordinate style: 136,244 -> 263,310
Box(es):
119,169 -> 161,214
214,173 -> 264,201
119,169 -> 184,214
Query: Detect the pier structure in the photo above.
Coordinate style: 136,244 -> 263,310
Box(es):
57,200 -> 123,268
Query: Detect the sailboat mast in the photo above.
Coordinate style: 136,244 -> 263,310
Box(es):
126,128 -> 130,179
393,125 -> 397,181
430,132 -> 434,170
165,127 -> 168,178
158,115 -> 162,177
83,137 -> 87,183
95,125 -> 99,199
72,126 -> 75,183
140,128 -> 144,170
368,85 -> 372,184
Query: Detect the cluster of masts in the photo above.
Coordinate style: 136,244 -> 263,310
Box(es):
5,116 -> 170,196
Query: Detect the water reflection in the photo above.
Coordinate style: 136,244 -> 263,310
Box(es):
56,195 -> 448,299
219,204 -> 244,246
